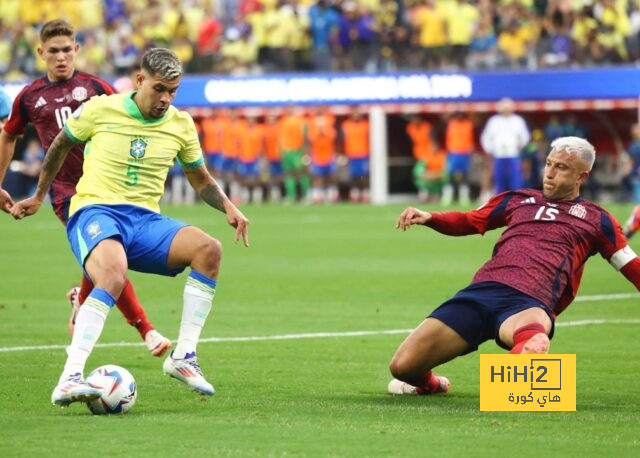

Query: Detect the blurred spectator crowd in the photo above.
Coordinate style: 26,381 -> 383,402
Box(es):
3,0 -> 640,80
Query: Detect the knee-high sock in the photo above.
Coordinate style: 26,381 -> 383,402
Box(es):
61,288 -> 115,381
173,270 -> 217,359
79,277 -> 153,339
415,371 -> 442,394
509,323 -> 546,354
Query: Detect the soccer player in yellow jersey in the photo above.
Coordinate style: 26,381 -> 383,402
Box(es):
11,48 -> 250,406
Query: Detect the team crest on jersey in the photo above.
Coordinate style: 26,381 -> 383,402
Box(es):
86,221 -> 102,239
130,137 -> 147,160
72,86 -> 88,102
568,204 -> 587,219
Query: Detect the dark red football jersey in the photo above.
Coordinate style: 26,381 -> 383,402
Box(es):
427,189 -> 636,317
3,71 -> 114,207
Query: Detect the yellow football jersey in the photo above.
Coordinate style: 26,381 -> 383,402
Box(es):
64,93 -> 203,215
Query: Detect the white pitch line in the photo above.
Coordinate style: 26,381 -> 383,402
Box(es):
574,293 -> 640,302
1,319 -> 639,353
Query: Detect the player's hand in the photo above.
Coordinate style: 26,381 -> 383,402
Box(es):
10,196 -> 43,220
396,207 -> 432,230
0,188 -> 14,213
226,206 -> 250,247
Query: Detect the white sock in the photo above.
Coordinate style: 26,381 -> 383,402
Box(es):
441,184 -> 453,206
270,185 -> 281,202
61,289 -> 114,381
251,186 -> 263,203
173,271 -> 216,359
460,184 -> 470,205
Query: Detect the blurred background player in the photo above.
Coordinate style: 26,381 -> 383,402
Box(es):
443,110 -> 474,205
0,19 -> 170,356
308,108 -> 338,204
480,97 -> 530,197
264,113 -> 283,202
342,107 -> 370,203
237,115 -> 265,204
280,106 -> 309,203
624,123 -> 640,238
406,114 -> 435,202
220,109 -> 241,203
0,87 -> 10,122
521,128 -> 546,189
389,137 -> 640,396
201,109 -> 224,178
413,139 -> 446,204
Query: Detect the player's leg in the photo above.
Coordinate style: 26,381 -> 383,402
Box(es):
282,151 -> 298,201
509,156 -> 524,191
360,158 -> 370,203
493,157 -> 507,194
413,159 -> 430,202
52,238 -> 128,406
388,317 -> 468,395
297,152 -> 311,202
459,154 -> 471,205
162,225 -> 222,395
624,204 -> 640,239
498,307 -> 552,354
73,251 -> 169,357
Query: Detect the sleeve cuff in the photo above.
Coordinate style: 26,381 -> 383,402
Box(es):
63,124 -> 86,144
178,156 -> 204,168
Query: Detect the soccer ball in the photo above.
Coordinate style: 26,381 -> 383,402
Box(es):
85,365 -> 137,415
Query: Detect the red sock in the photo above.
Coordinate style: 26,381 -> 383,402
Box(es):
509,323 -> 546,354
116,280 -> 154,339
415,371 -> 442,394
78,275 -> 93,305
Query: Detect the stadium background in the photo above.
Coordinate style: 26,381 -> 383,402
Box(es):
1,1 -> 640,456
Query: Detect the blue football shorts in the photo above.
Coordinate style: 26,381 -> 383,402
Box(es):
348,157 -> 369,178
311,162 -> 336,177
206,152 -> 222,169
446,152 -> 471,177
429,281 -> 555,353
269,160 -> 283,177
222,157 -> 237,173
67,204 -> 189,277
237,160 -> 260,177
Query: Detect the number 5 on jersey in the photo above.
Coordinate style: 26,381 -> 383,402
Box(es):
534,206 -> 559,221
125,165 -> 140,186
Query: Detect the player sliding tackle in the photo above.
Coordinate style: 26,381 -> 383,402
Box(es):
388,137 -> 640,395
10,48 -> 249,406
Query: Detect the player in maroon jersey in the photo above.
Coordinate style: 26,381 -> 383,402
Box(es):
387,136 -> 640,395
0,19 -> 171,357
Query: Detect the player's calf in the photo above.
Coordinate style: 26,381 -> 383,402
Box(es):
509,323 -> 549,354
520,333 -> 550,354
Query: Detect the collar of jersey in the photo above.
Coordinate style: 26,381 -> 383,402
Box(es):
124,92 -> 169,124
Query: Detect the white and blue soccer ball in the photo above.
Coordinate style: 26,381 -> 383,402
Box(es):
85,365 -> 137,415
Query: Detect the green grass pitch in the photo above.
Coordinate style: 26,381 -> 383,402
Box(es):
0,202 -> 639,457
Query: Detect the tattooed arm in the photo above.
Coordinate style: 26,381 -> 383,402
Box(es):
10,129 -> 75,219
183,165 -> 251,246
183,165 -> 230,212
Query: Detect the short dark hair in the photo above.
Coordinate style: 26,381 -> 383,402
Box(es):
40,19 -> 75,43
140,48 -> 182,80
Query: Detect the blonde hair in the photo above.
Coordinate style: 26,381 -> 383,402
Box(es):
549,136 -> 596,170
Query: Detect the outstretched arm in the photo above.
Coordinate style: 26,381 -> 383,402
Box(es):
396,192 -> 513,236
10,129 -> 75,219
396,207 -> 480,236
183,164 -> 250,247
